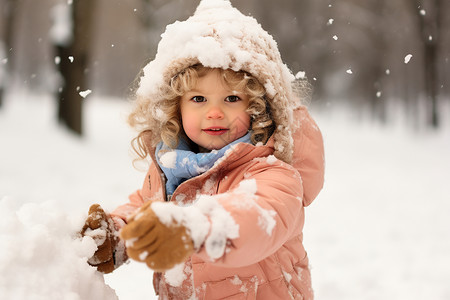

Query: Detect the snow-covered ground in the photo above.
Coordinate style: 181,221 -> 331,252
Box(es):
1,92 -> 449,299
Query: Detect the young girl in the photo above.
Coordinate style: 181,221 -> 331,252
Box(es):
81,0 -> 324,299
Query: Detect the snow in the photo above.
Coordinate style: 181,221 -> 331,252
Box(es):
404,54 -> 413,64
159,151 -> 177,168
163,263 -> 187,287
194,194 -> 240,259
295,71 -> 306,79
1,92 -> 450,299
150,201 -> 210,250
79,89 -> 92,98
0,93 -> 154,299
0,197 -> 118,300
136,0 -> 294,103
304,108 -> 450,299
235,179 -> 276,236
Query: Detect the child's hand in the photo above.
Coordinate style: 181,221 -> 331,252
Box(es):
80,204 -> 118,274
120,201 -> 194,272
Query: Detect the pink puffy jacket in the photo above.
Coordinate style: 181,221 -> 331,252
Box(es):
111,106 -> 324,299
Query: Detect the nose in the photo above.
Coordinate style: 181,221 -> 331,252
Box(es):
206,105 -> 224,120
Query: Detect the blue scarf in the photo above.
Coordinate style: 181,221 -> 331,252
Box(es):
156,132 -> 252,196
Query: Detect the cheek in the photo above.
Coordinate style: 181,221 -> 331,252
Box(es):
181,114 -> 198,138
234,112 -> 251,135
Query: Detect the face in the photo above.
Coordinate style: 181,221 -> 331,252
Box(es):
180,69 -> 251,151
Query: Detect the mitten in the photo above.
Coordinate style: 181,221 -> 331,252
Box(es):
80,204 -> 118,274
120,201 -> 194,272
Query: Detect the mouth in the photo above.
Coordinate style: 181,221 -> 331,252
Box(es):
202,127 -> 229,136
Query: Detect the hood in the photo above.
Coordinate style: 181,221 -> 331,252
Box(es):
136,0 -> 303,163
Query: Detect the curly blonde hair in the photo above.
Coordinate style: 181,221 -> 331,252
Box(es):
129,65 -> 275,159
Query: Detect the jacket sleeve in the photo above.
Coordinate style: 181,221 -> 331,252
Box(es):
194,159 -> 304,267
110,162 -> 164,226
292,106 -> 325,207
110,189 -> 145,226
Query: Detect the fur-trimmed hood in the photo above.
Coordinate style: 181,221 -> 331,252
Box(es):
136,0 -> 304,163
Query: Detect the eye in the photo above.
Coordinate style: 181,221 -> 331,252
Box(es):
225,95 -> 241,103
191,96 -> 206,103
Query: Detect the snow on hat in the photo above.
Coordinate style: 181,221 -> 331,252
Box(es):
137,0 -> 301,162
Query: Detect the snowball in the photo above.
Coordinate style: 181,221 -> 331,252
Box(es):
333,35 -> 338,41
346,69 -> 353,74
327,18 -> 334,25
0,197 -> 118,300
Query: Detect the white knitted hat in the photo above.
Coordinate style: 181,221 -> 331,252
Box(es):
137,0 -> 301,162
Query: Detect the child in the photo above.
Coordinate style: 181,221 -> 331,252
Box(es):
80,0 -> 324,299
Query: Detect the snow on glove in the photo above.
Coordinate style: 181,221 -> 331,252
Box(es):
120,201 -> 195,272
80,204 -> 118,274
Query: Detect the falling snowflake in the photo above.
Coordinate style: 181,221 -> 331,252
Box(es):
79,89 -> 92,98
404,54 -> 413,64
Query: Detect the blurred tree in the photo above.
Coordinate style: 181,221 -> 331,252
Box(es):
0,0 -> 18,108
346,0 -> 389,122
2,0 -> 449,129
410,0 -> 443,128
52,0 -> 97,135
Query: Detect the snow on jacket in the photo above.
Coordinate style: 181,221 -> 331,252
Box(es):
111,106 -> 324,299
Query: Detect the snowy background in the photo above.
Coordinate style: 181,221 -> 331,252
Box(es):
1,92 -> 449,299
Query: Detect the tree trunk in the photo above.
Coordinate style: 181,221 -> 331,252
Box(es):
56,0 -> 97,135
0,0 -> 18,108
413,0 -> 442,128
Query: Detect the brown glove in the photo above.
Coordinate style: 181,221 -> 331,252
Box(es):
120,201 -> 194,272
80,204 -> 118,274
